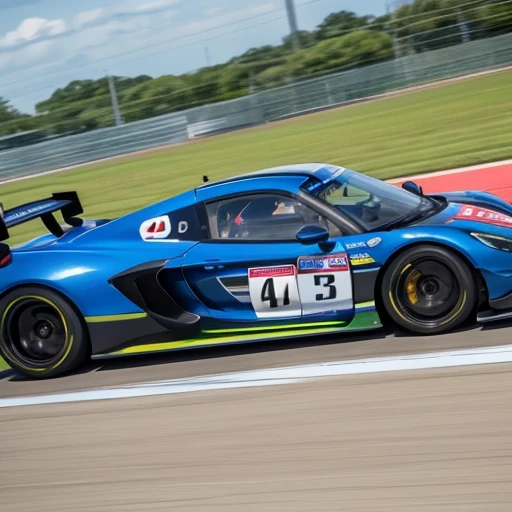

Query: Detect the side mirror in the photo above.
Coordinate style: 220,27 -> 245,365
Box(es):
296,225 -> 330,245
402,181 -> 424,196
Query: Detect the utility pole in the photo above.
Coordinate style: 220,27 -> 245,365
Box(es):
284,0 -> 300,51
385,1 -> 401,59
204,46 -> 212,67
456,8 -> 471,43
106,72 -> 123,127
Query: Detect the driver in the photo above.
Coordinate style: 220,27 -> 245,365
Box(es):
272,201 -> 296,215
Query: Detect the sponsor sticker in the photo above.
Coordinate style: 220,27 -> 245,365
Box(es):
297,254 -> 348,273
299,258 -> 325,270
4,201 -> 56,223
453,205 -> 512,228
346,241 -> 367,249
249,266 -> 295,279
328,256 -> 348,267
367,237 -> 382,248
349,252 -> 376,266
330,167 -> 345,178
139,215 -> 172,240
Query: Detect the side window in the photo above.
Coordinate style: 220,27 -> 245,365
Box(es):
205,194 -> 341,241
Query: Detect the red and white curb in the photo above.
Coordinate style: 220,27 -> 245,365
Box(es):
387,158 -> 512,184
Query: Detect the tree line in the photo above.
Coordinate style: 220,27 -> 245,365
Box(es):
1,0 -> 510,137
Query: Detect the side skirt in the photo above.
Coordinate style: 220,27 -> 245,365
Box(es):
477,309 -> 512,323
92,303 -> 382,360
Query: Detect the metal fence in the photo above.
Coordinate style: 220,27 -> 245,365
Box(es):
0,115 -> 188,181
1,32 -> 511,181
258,32 -> 512,122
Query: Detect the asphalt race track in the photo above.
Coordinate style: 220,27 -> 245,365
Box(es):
1,161 -> 512,511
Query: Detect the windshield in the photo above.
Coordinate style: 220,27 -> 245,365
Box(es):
313,169 -> 433,231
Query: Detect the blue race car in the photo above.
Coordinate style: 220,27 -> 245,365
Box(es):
2,163 -> 512,378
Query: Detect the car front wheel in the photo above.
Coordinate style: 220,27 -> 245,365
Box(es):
0,287 -> 89,378
381,245 -> 478,335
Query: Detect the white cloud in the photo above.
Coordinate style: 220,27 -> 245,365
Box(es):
1,1 -> 282,111
0,17 -> 67,49
167,3 -> 276,42
73,9 -> 105,29
205,7 -> 224,17
0,1 -> 181,52
122,0 -> 180,15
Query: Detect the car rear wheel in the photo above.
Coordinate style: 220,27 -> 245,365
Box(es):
381,245 -> 477,334
0,287 -> 89,378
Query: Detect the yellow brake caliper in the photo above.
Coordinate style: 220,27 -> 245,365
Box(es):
406,269 -> 422,305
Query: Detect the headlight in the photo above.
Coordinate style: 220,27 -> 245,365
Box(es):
471,233 -> 512,252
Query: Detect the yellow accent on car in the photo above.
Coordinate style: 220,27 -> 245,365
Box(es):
355,301 -> 375,309
85,312 -> 147,323
400,263 -> 412,275
202,320 -> 346,335
388,289 -> 409,322
108,325 -> 345,356
443,291 -> 467,324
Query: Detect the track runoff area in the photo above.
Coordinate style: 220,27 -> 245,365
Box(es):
1,159 -> 512,408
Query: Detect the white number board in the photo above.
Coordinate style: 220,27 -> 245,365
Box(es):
248,255 -> 353,319
297,254 -> 353,315
248,265 -> 301,319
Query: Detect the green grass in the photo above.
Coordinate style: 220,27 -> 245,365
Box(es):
2,69 -> 512,247
0,70 -> 511,371
0,357 -> 8,371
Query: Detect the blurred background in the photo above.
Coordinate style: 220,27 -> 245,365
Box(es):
2,4 -> 512,510
0,0 -> 511,243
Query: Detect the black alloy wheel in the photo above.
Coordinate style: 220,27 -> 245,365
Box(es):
381,245 -> 478,334
0,287 -> 89,378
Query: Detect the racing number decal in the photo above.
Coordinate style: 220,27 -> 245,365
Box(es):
313,275 -> 336,301
297,254 -> 352,315
248,266 -> 301,319
248,255 -> 353,318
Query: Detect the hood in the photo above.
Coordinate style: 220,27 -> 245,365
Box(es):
435,190 -> 512,217
417,194 -> 512,234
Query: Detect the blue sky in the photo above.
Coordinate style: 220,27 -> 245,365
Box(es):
0,0 -> 388,113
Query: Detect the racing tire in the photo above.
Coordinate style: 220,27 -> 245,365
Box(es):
0,287 -> 90,378
381,245 -> 477,335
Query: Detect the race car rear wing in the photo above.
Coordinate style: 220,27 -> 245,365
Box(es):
0,191 -> 83,241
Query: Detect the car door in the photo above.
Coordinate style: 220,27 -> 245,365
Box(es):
181,191 -> 356,326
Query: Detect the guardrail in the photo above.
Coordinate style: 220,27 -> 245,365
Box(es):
1,32 -> 511,181
0,115 -> 188,181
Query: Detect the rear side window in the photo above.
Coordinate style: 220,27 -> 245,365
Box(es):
205,193 -> 340,241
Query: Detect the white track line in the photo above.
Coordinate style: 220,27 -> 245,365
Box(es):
2,344 -> 512,408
